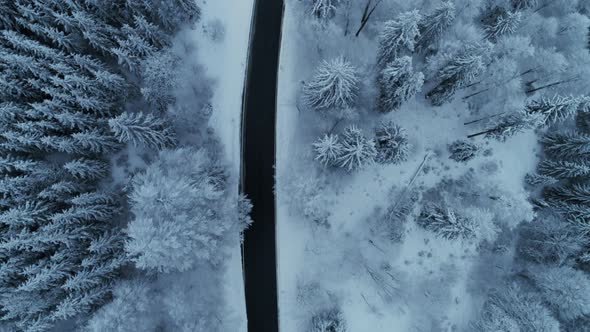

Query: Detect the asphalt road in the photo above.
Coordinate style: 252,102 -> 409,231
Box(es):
240,0 -> 284,331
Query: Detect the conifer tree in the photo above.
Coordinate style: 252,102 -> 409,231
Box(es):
378,56 -> 424,112
526,95 -> 585,127
511,0 -> 539,10
377,10 -> 421,66
544,183 -> 590,205
108,112 -> 176,149
313,134 -> 343,167
416,1 -> 456,53
302,56 -> 359,112
63,158 -> 110,181
538,159 -> 590,179
426,43 -> 489,106
542,131 -> 590,159
528,265 -> 590,321
374,121 -> 410,164
483,10 -> 522,41
337,125 -> 377,171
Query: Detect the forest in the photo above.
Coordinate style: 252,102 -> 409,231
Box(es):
0,0 -> 251,331
277,0 -> 590,331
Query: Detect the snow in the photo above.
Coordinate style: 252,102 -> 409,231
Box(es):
276,1 -> 540,330
190,1 -> 255,330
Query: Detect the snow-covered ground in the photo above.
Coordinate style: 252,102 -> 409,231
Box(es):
191,1 -> 255,330
276,1 -> 539,330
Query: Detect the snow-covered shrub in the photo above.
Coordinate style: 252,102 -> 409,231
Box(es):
448,140 -> 479,162
302,57 -> 359,112
374,121 -> 410,164
473,301 -> 520,332
378,57 -> 424,112
313,134 -> 343,167
308,308 -> 346,332
518,217 -> 586,265
283,172 -> 332,226
337,125 -> 377,171
204,19 -> 226,42
109,112 -> 177,149
377,11 -> 421,66
528,265 -> 590,321
126,148 -> 245,272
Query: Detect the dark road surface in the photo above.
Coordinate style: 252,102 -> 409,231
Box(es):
240,0 -> 284,331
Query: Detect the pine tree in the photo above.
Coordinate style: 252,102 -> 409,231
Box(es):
526,95 -> 584,127
337,125 -> 377,171
63,158 -> 110,181
483,10 -> 522,41
416,1 -> 456,53
417,203 -> 476,240
109,112 -> 177,149
511,0 -> 539,10
377,10 -> 421,66
426,43 -> 489,106
525,173 -> 558,186
538,159 -> 590,179
313,134 -> 343,167
518,217 -> 586,264
542,131 -> 590,159
528,265 -> 590,321
374,121 -> 410,164
302,56 -> 359,111
474,111 -> 544,141
481,283 -> 559,332
448,140 -> 479,162
544,183 -> 590,205
378,56 -> 424,112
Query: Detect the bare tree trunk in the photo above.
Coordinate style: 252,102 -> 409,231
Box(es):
464,112 -> 506,125
355,0 -> 384,37
344,0 -> 352,36
525,76 -> 579,94
467,128 -> 496,139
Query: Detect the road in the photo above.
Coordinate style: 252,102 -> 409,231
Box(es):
240,0 -> 284,331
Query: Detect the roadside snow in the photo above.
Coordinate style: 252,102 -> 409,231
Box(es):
191,1 -> 255,331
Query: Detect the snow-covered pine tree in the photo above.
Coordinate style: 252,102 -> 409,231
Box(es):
526,95 -> 584,127
528,265 -> 590,321
546,200 -> 590,224
378,56 -> 424,112
108,112 -> 176,149
302,56 -> 359,112
374,121 -> 410,164
542,131 -> 590,159
426,43 -> 489,106
417,203 -> 476,240
309,308 -> 346,332
481,283 -> 559,332
483,10 -> 522,41
313,134 -> 344,167
476,111 -> 544,141
511,0 -> 539,10
544,183 -> 590,205
309,0 -> 342,19
525,173 -> 558,186
448,140 -> 479,162
377,10 -> 421,66
416,1 -> 456,53
337,125 -> 377,171
518,217 -> 586,264
63,158 -> 110,181
538,159 -> 590,179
